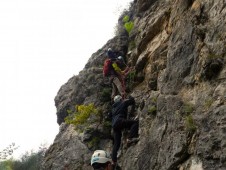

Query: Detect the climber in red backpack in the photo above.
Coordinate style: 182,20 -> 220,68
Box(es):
103,48 -> 131,101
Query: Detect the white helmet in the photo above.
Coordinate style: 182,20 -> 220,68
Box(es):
114,95 -> 122,103
108,48 -> 112,52
118,56 -> 123,60
91,150 -> 111,166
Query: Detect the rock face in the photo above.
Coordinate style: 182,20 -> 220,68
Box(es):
42,0 -> 226,169
41,124 -> 92,170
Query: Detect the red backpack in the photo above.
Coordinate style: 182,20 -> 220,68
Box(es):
103,59 -> 113,77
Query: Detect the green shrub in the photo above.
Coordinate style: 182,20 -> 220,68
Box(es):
128,71 -> 136,82
183,103 -> 194,114
124,21 -> 134,34
185,115 -> 197,133
123,15 -> 134,35
148,106 -> 157,115
102,120 -> 112,134
207,53 -> 222,59
87,137 -> 100,149
0,159 -> 14,170
65,103 -> 101,131
100,88 -> 111,102
128,40 -> 136,50
0,145 -> 47,170
123,15 -> 130,23
127,71 -> 136,90
151,97 -> 157,103
204,98 -> 214,109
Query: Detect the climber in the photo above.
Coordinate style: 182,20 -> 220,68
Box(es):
110,95 -> 139,166
106,48 -> 118,59
103,48 -> 132,100
91,150 -> 113,170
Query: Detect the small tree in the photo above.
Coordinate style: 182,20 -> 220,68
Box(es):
0,143 -> 19,161
0,143 -> 48,170
65,103 -> 101,131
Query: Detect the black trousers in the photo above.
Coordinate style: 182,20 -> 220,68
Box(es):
112,118 -> 139,162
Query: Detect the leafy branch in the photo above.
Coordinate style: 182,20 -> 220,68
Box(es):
0,143 -> 19,161
123,15 -> 134,35
65,103 -> 101,132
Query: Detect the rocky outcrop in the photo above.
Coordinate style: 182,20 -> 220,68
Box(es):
42,0 -> 226,169
41,124 -> 92,170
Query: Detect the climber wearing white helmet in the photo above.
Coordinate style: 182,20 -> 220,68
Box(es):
104,48 -> 132,101
106,48 -> 117,59
109,95 -> 139,166
91,150 -> 112,170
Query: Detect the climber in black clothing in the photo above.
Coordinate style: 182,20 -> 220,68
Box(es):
110,95 -> 139,166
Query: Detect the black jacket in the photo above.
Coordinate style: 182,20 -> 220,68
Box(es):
111,97 -> 135,127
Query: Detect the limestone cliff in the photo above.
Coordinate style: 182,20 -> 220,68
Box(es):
42,0 -> 226,169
